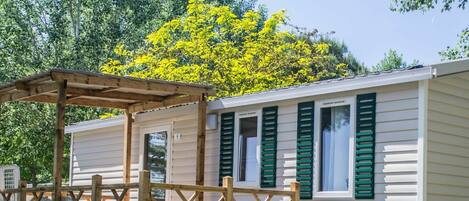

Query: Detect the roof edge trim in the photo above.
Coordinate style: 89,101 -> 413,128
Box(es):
208,66 -> 434,110
430,58 -> 469,77
66,116 -> 124,133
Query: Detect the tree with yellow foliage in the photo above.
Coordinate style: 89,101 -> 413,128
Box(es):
102,0 -> 358,97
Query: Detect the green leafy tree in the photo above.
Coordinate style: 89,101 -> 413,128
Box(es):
288,26 -> 366,75
0,0 -> 257,185
102,0 -> 357,97
391,0 -> 467,12
372,49 -> 419,71
372,49 -> 407,71
391,0 -> 469,60
315,37 -> 367,74
440,28 -> 469,59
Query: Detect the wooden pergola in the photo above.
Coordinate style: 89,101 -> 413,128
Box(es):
0,69 -> 214,201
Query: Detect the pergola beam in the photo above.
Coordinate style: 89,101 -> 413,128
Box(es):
196,94 -> 208,201
22,95 -> 129,109
53,81 -> 67,201
14,81 -> 30,90
123,110 -> 133,201
50,72 -> 214,96
65,88 -> 166,102
0,83 -> 57,104
127,95 -> 200,113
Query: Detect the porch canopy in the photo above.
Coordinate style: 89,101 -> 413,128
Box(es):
0,69 -> 214,201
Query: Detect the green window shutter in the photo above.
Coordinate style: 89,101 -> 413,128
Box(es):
261,106 -> 278,188
296,101 -> 314,199
219,112 -> 235,186
355,93 -> 377,199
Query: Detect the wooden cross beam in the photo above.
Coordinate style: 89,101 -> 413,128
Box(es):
65,88 -> 165,102
0,83 -> 57,104
22,95 -> 129,109
127,95 -> 200,113
50,71 -> 214,96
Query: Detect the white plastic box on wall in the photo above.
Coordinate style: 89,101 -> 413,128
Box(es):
0,165 -> 20,201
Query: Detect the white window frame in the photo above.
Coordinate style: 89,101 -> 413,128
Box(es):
233,110 -> 262,187
139,124 -> 173,201
313,97 -> 356,200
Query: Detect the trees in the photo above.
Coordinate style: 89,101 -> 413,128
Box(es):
440,28 -> 469,60
372,49 -> 419,71
102,0 -> 359,97
390,0 -> 467,12
0,0 -> 257,185
390,0 -> 469,60
0,103 -> 56,187
314,37 -> 366,74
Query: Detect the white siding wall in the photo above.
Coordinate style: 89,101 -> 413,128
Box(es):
427,73 -> 469,201
71,126 -> 127,185
373,87 -> 419,201
71,125 -> 140,199
70,83 -> 420,201
70,105 -> 219,200
219,83 -> 419,201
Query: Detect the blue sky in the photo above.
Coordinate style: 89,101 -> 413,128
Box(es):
257,0 -> 469,67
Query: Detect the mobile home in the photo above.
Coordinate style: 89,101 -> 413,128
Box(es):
67,59 -> 469,201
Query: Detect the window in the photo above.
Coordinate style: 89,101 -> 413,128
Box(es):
239,116 -> 258,182
234,111 -> 261,186
314,97 -> 355,198
320,106 -> 350,191
143,130 -> 170,201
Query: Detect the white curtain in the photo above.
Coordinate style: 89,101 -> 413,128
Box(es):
245,137 -> 258,182
321,106 -> 350,191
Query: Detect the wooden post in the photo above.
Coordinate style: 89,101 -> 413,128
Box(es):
290,182 -> 300,201
222,176 -> 233,201
138,171 -> 151,201
196,94 -> 207,201
19,181 -> 27,201
53,80 -> 67,201
91,175 -> 102,201
123,110 -> 133,201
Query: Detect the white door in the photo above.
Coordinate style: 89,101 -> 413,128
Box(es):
140,125 -> 172,201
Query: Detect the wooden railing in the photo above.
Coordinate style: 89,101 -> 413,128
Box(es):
0,171 -> 300,201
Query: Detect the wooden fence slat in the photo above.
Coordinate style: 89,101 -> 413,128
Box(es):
33,191 -> 45,201
222,177 -> 233,201
68,191 -> 78,201
91,175 -> 102,201
1,192 -> 12,201
264,194 -> 273,201
19,181 -> 27,201
138,171 -> 151,201
111,188 -> 129,201
188,192 -> 199,201
0,171 -> 298,201
120,188 -> 129,201
76,190 -> 84,201
175,189 -> 188,201
290,182 -> 300,201
252,193 -> 260,201
217,194 -> 225,201
111,189 -> 120,201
